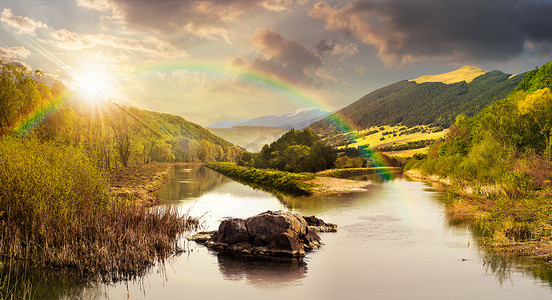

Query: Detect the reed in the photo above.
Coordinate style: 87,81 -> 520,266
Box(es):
0,137 -> 199,286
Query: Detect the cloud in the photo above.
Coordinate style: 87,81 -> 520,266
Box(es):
309,0 -> 552,65
94,0 -> 304,40
1,8 -> 47,35
76,0 -> 114,11
0,46 -> 31,62
250,28 -> 323,84
50,29 -> 185,58
315,39 -> 358,58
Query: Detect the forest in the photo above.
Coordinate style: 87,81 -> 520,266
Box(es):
237,128 -> 336,173
0,61 -> 241,169
408,61 -> 552,191
0,60 -> 239,284
310,70 -> 525,134
407,61 -> 552,251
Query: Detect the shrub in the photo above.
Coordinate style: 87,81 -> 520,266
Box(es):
0,137 -> 196,282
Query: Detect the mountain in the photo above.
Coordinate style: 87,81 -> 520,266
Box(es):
310,66 -> 526,134
139,110 -> 242,162
208,119 -> 250,129
207,126 -> 287,152
208,107 -> 329,130
410,65 -> 487,84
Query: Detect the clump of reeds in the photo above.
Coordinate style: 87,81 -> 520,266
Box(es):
0,137 -> 198,285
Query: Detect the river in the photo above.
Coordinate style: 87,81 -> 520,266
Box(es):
37,164 -> 552,299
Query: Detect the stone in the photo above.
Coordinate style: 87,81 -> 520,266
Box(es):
217,218 -> 249,244
189,210 -> 335,257
303,215 -> 338,232
303,231 -> 322,251
246,211 -> 308,246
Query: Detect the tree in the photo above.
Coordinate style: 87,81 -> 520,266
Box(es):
109,107 -> 143,167
517,88 -> 552,161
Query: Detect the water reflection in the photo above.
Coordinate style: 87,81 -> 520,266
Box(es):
1,267 -> 104,300
20,164 -> 552,299
278,190 -> 380,215
481,254 -> 552,290
216,253 -> 307,287
157,163 -> 229,201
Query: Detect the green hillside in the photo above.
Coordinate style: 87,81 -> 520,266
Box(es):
310,68 -> 525,134
143,110 -> 242,162
406,61 -> 552,259
409,60 -> 552,189
0,61 -> 241,166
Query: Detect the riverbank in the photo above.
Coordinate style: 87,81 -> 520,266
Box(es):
405,169 -> 552,264
1,154 -> 199,297
108,162 -> 175,205
300,176 -> 371,195
205,162 -> 373,196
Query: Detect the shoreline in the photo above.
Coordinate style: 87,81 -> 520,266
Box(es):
205,162 -> 376,197
301,176 -> 371,195
405,169 -> 552,264
107,162 -> 175,206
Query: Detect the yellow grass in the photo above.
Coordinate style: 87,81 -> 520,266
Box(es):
410,65 -> 487,84
383,147 -> 429,157
338,125 -> 447,149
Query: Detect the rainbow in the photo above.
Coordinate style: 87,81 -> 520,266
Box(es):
4,54 -> 395,179
132,59 -> 395,179
5,92 -> 68,136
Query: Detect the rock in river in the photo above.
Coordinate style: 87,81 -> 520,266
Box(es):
189,210 -> 337,257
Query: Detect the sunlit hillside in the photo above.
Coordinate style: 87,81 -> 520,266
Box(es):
410,65 -> 487,84
310,68 -> 525,134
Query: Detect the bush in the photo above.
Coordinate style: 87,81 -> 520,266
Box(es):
0,137 -> 109,241
0,137 -> 196,282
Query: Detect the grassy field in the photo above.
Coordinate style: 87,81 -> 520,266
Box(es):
410,65 -> 487,84
329,124 -> 447,155
382,147 -> 430,157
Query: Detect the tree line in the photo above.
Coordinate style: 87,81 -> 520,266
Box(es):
310,70 -> 525,135
0,61 -> 241,171
408,61 -> 552,193
237,128 -> 336,173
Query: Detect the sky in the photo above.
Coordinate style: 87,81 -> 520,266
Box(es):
1,0 -> 552,127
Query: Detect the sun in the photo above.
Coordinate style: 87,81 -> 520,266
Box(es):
75,68 -> 114,102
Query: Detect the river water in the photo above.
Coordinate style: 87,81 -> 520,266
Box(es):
39,164 -> 552,299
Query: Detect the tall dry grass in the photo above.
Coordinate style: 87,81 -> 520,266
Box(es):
0,137 -> 198,289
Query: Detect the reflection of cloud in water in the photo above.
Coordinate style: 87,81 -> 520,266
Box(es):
216,253 -> 307,287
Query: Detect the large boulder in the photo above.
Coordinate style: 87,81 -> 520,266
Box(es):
246,211 -> 308,246
217,218 -> 249,244
189,210 -> 336,257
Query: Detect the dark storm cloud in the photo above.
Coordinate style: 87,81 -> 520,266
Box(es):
100,0 -> 301,39
251,29 -> 323,84
309,0 -> 552,65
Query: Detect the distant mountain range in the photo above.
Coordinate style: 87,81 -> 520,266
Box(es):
208,107 -> 329,130
207,126 -> 287,152
310,66 -> 526,134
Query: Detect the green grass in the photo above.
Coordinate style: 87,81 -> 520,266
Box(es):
0,137 -> 198,285
205,162 -> 314,196
330,125 -> 447,151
